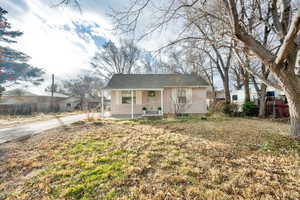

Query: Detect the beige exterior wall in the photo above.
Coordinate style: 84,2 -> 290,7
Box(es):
110,87 -> 208,115
163,88 -> 207,114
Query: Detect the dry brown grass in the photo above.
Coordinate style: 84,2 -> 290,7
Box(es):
0,117 -> 299,200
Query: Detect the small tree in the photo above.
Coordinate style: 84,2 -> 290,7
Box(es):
63,73 -> 103,110
170,88 -> 192,116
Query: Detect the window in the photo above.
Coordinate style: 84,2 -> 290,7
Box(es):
177,89 -> 187,104
267,91 -> 275,97
121,91 -> 136,104
232,95 -> 238,101
148,91 -> 156,97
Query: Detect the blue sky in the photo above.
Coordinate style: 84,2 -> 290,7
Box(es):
1,0 -> 123,78
0,0 -> 188,91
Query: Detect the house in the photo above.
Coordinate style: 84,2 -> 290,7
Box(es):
0,89 -> 69,113
231,87 -> 288,116
59,96 -> 81,111
103,74 -> 209,118
231,87 -> 286,106
231,88 -> 258,108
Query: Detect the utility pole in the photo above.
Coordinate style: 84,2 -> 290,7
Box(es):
51,74 -> 55,112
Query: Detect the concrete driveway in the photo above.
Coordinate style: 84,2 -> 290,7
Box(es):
0,113 -> 99,144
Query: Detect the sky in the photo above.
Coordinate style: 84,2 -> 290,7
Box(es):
1,0 -> 117,79
1,0 -> 177,89
1,0 -> 221,91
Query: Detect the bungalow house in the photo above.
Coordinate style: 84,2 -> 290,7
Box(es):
103,74 -> 209,118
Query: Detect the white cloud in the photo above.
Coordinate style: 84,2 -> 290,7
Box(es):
1,0 -> 181,84
2,0 -> 116,79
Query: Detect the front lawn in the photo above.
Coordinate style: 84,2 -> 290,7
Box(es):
0,117 -> 299,199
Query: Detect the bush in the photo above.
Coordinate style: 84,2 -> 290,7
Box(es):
209,102 -> 239,116
222,103 -> 239,116
242,101 -> 258,116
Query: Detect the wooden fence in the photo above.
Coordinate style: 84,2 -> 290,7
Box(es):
0,103 -> 37,115
266,99 -> 289,118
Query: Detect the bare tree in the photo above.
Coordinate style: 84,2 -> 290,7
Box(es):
90,40 -> 141,80
140,52 -> 171,74
225,0 -> 300,138
53,0 -> 81,12
182,44 -> 217,102
63,73 -> 103,110
170,88 -> 192,115
111,0 -> 300,137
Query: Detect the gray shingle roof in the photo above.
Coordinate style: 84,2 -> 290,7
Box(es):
104,74 -> 209,89
2,89 -> 38,97
3,89 -> 68,98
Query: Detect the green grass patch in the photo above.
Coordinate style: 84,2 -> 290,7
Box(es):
118,115 -> 232,126
20,138 -> 129,199
260,133 -> 300,153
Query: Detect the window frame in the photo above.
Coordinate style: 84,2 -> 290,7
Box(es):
176,88 -> 187,104
121,91 -> 136,104
148,91 -> 156,97
232,95 -> 238,101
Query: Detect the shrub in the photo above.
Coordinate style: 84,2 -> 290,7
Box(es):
208,102 -> 239,116
242,101 -> 258,116
222,103 -> 239,116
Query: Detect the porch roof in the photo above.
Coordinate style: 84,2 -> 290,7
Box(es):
104,74 -> 209,90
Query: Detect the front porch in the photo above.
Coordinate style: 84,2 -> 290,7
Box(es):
107,89 -> 165,119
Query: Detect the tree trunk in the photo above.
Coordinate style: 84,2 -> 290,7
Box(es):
258,83 -> 267,118
223,80 -> 231,104
211,85 -> 216,103
223,69 -> 231,104
279,69 -> 300,139
243,71 -> 250,102
286,93 -> 300,139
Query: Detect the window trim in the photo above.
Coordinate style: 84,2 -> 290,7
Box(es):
121,91 -> 136,104
232,95 -> 238,101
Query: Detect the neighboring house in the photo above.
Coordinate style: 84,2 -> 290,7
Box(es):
59,96 -> 81,111
231,88 -> 258,107
231,87 -> 286,109
60,96 -> 105,111
103,74 -> 209,118
0,89 -> 69,113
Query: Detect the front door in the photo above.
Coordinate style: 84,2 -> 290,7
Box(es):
147,91 -> 158,113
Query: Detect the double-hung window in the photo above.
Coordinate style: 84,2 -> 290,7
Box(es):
121,91 -> 136,104
177,89 -> 187,104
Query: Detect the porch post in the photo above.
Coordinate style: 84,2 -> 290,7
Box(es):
101,89 -> 104,117
131,90 -> 134,119
161,89 -> 164,116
